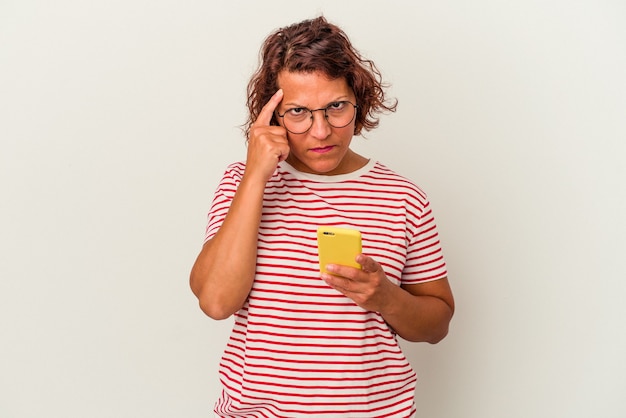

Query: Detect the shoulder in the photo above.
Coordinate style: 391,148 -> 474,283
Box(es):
224,161 -> 246,175
218,161 -> 246,182
367,161 -> 429,203
212,162 -> 246,197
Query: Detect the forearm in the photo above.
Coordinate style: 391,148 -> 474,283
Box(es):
379,283 -> 454,344
190,176 -> 266,319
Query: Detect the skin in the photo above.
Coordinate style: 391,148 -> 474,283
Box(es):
190,70 -> 454,343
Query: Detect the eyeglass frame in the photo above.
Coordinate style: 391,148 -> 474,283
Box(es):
275,101 -> 358,134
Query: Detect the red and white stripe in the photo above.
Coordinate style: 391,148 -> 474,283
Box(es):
205,160 -> 447,417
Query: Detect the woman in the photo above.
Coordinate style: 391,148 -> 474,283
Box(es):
190,16 -> 454,417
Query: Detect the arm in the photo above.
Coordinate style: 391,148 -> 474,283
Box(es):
383,278 -> 454,343
322,255 -> 454,343
189,175 -> 266,320
190,89 -> 289,320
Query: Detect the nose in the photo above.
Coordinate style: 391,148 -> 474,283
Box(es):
309,109 -> 332,139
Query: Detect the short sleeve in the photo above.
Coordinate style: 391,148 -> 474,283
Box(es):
401,198 -> 448,285
203,163 -> 244,243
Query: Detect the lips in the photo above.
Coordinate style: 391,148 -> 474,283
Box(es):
311,145 -> 335,153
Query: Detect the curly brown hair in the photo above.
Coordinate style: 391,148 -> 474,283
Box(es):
244,16 -> 397,138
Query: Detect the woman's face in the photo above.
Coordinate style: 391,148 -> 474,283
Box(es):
276,70 -> 361,175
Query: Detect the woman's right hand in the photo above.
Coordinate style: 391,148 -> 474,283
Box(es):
245,89 -> 290,182
190,90 -> 290,320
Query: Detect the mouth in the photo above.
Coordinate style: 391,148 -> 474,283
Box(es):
310,145 -> 335,154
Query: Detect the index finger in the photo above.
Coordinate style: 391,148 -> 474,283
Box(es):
356,254 -> 379,273
254,89 -> 284,127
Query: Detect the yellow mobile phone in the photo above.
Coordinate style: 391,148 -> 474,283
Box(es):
317,226 -> 362,274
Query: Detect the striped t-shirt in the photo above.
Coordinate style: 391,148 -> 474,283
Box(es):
204,159 -> 448,417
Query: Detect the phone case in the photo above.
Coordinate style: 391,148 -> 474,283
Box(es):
317,226 -> 362,274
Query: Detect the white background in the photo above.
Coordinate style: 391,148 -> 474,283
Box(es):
1,1 -> 625,417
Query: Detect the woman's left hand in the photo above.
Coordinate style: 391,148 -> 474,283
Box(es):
321,254 -> 394,313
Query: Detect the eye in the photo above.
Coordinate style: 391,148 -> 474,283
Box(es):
286,107 -> 307,116
327,101 -> 347,112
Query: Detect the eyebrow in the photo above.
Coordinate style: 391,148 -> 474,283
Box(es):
283,96 -> 350,109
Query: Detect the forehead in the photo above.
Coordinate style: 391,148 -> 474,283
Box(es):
277,71 -> 354,106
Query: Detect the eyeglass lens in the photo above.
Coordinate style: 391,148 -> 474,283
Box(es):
280,101 -> 356,134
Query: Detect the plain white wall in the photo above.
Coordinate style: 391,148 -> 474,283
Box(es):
1,1 -> 625,417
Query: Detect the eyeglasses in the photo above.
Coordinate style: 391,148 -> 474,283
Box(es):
276,101 -> 358,134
